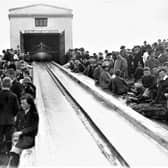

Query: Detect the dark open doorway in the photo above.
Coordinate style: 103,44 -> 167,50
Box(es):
20,32 -> 65,64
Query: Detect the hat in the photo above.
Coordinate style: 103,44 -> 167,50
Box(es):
98,52 -> 103,56
120,45 -> 126,50
80,48 -> 84,51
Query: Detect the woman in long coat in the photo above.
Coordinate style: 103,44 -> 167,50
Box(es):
8,93 -> 39,168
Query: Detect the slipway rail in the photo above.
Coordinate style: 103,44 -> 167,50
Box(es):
47,61 -> 168,167
46,63 -> 129,167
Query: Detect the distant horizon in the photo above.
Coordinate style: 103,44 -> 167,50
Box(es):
0,0 -> 168,54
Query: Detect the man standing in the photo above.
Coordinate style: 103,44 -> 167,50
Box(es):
0,77 -> 19,153
113,54 -> 128,78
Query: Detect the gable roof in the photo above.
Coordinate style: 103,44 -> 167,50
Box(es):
9,3 -> 72,12
9,3 -> 73,18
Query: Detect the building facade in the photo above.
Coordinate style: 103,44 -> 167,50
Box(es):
8,4 -> 73,63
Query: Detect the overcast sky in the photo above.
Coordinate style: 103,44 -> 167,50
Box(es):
1,0 -> 168,53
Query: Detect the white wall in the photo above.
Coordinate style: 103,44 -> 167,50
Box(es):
9,16 -> 73,52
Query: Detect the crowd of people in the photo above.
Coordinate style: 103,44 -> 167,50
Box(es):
0,49 -> 39,168
64,39 -> 168,121
1,38 -> 168,166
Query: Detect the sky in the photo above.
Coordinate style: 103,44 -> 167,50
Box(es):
1,0 -> 168,53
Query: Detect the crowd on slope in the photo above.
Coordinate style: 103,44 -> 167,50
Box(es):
0,48 -> 39,168
64,39 -> 168,121
1,39 -> 168,166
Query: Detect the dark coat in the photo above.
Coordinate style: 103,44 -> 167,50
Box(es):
15,109 -> 39,149
23,82 -> 36,99
142,75 -> 156,89
134,67 -> 144,82
155,78 -> 168,103
99,70 -> 111,89
111,76 -> 128,95
133,51 -> 144,69
93,65 -> 103,81
0,89 -> 19,125
84,64 -> 97,78
11,79 -> 24,99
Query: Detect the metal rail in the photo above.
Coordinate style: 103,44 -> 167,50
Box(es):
45,63 -> 130,168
